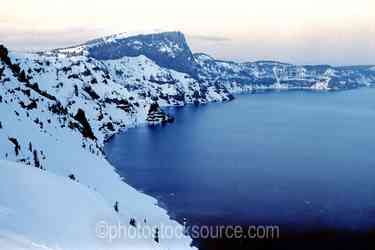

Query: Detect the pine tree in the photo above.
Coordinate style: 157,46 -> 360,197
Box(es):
114,201 -> 119,213
154,228 -> 159,243
74,85 -> 79,97
8,137 -> 20,156
33,150 -> 40,169
18,70 -> 28,83
130,218 -> 136,227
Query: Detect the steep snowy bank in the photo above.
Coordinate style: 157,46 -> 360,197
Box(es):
0,45 -> 195,249
0,160 -> 193,249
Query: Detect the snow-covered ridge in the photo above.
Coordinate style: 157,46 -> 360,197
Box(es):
51,29 -> 170,56
52,30 -> 375,91
193,53 -> 215,62
87,29 -> 170,45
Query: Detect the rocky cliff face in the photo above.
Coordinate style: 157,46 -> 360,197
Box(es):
51,31 -> 233,107
85,31 -> 199,77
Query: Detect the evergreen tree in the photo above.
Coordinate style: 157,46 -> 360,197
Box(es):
130,218 -> 136,227
18,70 -> 28,83
154,228 -> 159,243
74,85 -> 79,97
8,137 -> 20,156
114,201 -> 119,213
33,150 -> 40,169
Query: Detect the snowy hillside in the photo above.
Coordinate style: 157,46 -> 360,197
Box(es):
103,55 -> 232,106
0,44 -> 195,249
0,160 -> 194,249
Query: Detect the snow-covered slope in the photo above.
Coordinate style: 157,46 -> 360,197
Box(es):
0,160 -> 193,249
0,160 -> 118,249
103,55 -> 232,106
0,45 -> 195,249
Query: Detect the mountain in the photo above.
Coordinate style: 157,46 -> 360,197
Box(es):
1,30 -> 374,249
54,31 -> 375,92
55,31 -> 199,77
194,55 -> 375,91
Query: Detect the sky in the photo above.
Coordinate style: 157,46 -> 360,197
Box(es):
0,0 -> 374,65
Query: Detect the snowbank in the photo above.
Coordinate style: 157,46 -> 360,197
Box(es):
0,44 -> 196,250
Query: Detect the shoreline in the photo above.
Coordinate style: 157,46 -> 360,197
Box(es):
104,120 -> 375,250
103,88 -> 375,250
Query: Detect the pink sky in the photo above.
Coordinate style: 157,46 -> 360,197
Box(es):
1,0 -> 374,65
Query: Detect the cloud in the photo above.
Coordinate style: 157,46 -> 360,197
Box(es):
188,34 -> 231,42
0,25 -> 109,51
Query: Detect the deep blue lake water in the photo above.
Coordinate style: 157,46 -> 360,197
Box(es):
105,88 -> 375,232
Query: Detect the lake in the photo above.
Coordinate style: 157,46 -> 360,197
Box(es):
105,88 -> 375,248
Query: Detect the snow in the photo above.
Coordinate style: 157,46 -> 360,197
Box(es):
0,160 -> 117,249
193,54 -> 214,62
52,29 -> 176,57
0,49 -> 197,250
0,231 -> 56,250
103,55 -> 230,105
53,45 -> 88,56
100,29 -> 170,43
0,160 -> 194,249
310,79 -> 330,90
